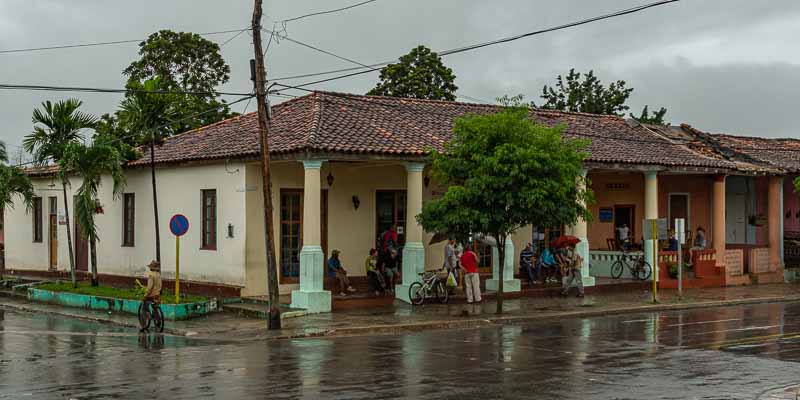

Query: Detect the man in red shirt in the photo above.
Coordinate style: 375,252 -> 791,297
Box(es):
460,244 -> 482,303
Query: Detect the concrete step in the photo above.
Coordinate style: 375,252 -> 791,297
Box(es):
222,302 -> 306,319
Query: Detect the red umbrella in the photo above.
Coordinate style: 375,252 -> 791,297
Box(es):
551,235 -> 581,249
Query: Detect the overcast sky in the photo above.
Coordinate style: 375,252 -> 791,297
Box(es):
1,0 -> 799,158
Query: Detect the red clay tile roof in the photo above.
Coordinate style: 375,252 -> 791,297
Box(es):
122,91 -> 736,170
711,133 -> 800,173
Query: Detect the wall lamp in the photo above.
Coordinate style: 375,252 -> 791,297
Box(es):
352,195 -> 360,210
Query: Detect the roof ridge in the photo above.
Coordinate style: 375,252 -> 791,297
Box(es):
307,92 -> 323,148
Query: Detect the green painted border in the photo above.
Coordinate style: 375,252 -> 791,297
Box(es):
28,288 -> 218,320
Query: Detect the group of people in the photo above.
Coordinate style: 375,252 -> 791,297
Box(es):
327,225 -> 403,297
443,238 -> 482,303
519,242 -> 585,297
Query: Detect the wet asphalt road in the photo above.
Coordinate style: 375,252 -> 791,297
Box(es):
1,303 -> 799,399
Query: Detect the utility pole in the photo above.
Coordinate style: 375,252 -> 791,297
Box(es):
251,0 -> 281,329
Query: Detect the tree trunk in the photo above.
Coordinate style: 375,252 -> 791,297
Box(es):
61,183 -> 76,287
89,235 -> 98,287
150,140 -> 161,263
496,235 -> 505,314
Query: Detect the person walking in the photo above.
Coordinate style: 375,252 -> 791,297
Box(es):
140,260 -> 162,332
560,243 -> 584,298
328,250 -> 356,296
460,244 -> 482,303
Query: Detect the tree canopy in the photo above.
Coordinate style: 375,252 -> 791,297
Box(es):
417,105 -> 592,312
0,141 -> 34,211
540,69 -> 668,124
367,45 -> 458,101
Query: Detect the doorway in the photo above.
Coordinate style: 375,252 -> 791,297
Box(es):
668,193 -> 690,238
73,197 -> 88,272
48,197 -> 58,270
375,190 -> 407,247
614,205 -> 635,241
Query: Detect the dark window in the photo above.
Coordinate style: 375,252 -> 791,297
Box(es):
33,197 -> 43,243
280,190 -> 302,279
201,189 -> 217,250
122,193 -> 135,247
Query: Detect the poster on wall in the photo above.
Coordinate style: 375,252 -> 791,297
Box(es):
599,207 -> 613,223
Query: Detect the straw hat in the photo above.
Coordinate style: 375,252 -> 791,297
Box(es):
331,249 -> 341,256
148,260 -> 161,271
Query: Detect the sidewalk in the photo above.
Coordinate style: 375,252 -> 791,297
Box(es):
2,283 -> 799,341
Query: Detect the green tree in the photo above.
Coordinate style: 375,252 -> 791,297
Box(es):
367,45 -> 458,100
540,69 -> 633,116
122,29 -> 234,135
118,78 -> 179,264
417,106 -> 592,313
58,137 -> 127,287
630,105 -> 668,125
23,99 -> 98,287
0,141 -> 35,212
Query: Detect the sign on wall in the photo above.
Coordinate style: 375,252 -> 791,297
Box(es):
599,207 -> 613,223
725,249 -> 744,276
750,248 -> 770,274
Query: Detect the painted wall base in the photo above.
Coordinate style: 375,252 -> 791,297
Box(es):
396,242 -> 424,304
290,290 -> 331,314
298,245 -> 325,292
576,237 -> 595,287
485,279 -> 521,292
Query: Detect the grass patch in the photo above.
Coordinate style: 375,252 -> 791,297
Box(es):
35,281 -> 207,304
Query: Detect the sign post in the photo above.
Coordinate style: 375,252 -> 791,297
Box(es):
652,220 -> 658,303
675,218 -> 685,300
644,218 -> 668,304
169,214 -> 190,304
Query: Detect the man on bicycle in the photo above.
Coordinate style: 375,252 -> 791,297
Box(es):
141,260 -> 162,331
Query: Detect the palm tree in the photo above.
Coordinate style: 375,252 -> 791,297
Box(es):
59,137 -> 127,286
118,78 -> 178,264
23,99 -> 97,287
0,141 -> 35,211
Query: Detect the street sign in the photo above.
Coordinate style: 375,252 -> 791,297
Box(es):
169,214 -> 189,237
675,218 -> 685,244
642,218 -> 669,240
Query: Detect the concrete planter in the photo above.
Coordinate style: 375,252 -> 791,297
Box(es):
27,288 -> 218,320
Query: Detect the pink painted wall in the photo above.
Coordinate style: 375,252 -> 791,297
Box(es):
587,172 -> 644,250
658,174 -> 713,243
784,175 -> 800,233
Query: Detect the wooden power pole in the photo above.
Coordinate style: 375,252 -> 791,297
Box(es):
251,0 -> 281,329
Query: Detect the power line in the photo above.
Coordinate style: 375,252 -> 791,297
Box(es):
262,28 -> 370,68
219,28 -> 251,48
281,0 -> 380,23
0,28 -> 251,55
0,84 -> 251,97
270,0 -> 680,86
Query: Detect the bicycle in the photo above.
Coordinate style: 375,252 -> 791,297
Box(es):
610,251 -> 652,280
138,300 -> 165,333
408,270 -> 449,305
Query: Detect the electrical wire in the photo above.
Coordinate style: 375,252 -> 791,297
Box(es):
270,0 -> 680,85
0,28 -> 251,55
262,28 -> 370,68
0,84 -> 251,97
219,27 -> 251,48
281,0 -> 380,23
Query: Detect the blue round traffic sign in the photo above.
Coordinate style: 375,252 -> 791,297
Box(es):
169,214 -> 189,237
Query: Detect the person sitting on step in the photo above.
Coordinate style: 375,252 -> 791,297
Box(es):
328,250 -> 356,296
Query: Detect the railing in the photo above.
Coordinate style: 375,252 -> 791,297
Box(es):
589,250 -> 643,279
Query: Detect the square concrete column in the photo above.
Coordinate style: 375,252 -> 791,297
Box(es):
768,176 -> 784,273
396,162 -> 426,303
712,175 -> 727,269
486,238 -> 521,292
290,160 -> 331,313
643,170 -> 658,281
572,169 -> 594,287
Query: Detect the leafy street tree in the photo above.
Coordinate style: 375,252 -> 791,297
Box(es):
58,137 -> 127,287
118,78 -> 179,264
23,99 -> 98,287
0,141 -> 35,212
367,45 -> 458,101
630,105 -> 668,125
540,69 -> 632,116
417,105 -> 592,314
122,29 -> 234,135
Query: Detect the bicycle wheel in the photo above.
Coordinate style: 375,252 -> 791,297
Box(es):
434,280 -> 449,304
610,260 -> 625,279
152,306 -> 165,333
138,303 -> 151,330
409,282 -> 425,305
636,261 -> 652,281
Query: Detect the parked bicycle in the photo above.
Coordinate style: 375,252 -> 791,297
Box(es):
138,300 -> 165,333
610,251 -> 652,280
408,270 -> 449,305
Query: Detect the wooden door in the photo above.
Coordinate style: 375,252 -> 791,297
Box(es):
73,198 -> 88,271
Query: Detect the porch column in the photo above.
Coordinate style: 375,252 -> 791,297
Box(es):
486,237 -> 520,292
768,176 -> 784,273
290,160 -> 331,313
712,174 -> 726,269
396,162 -> 426,303
643,170 -> 658,280
574,169 -> 594,287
